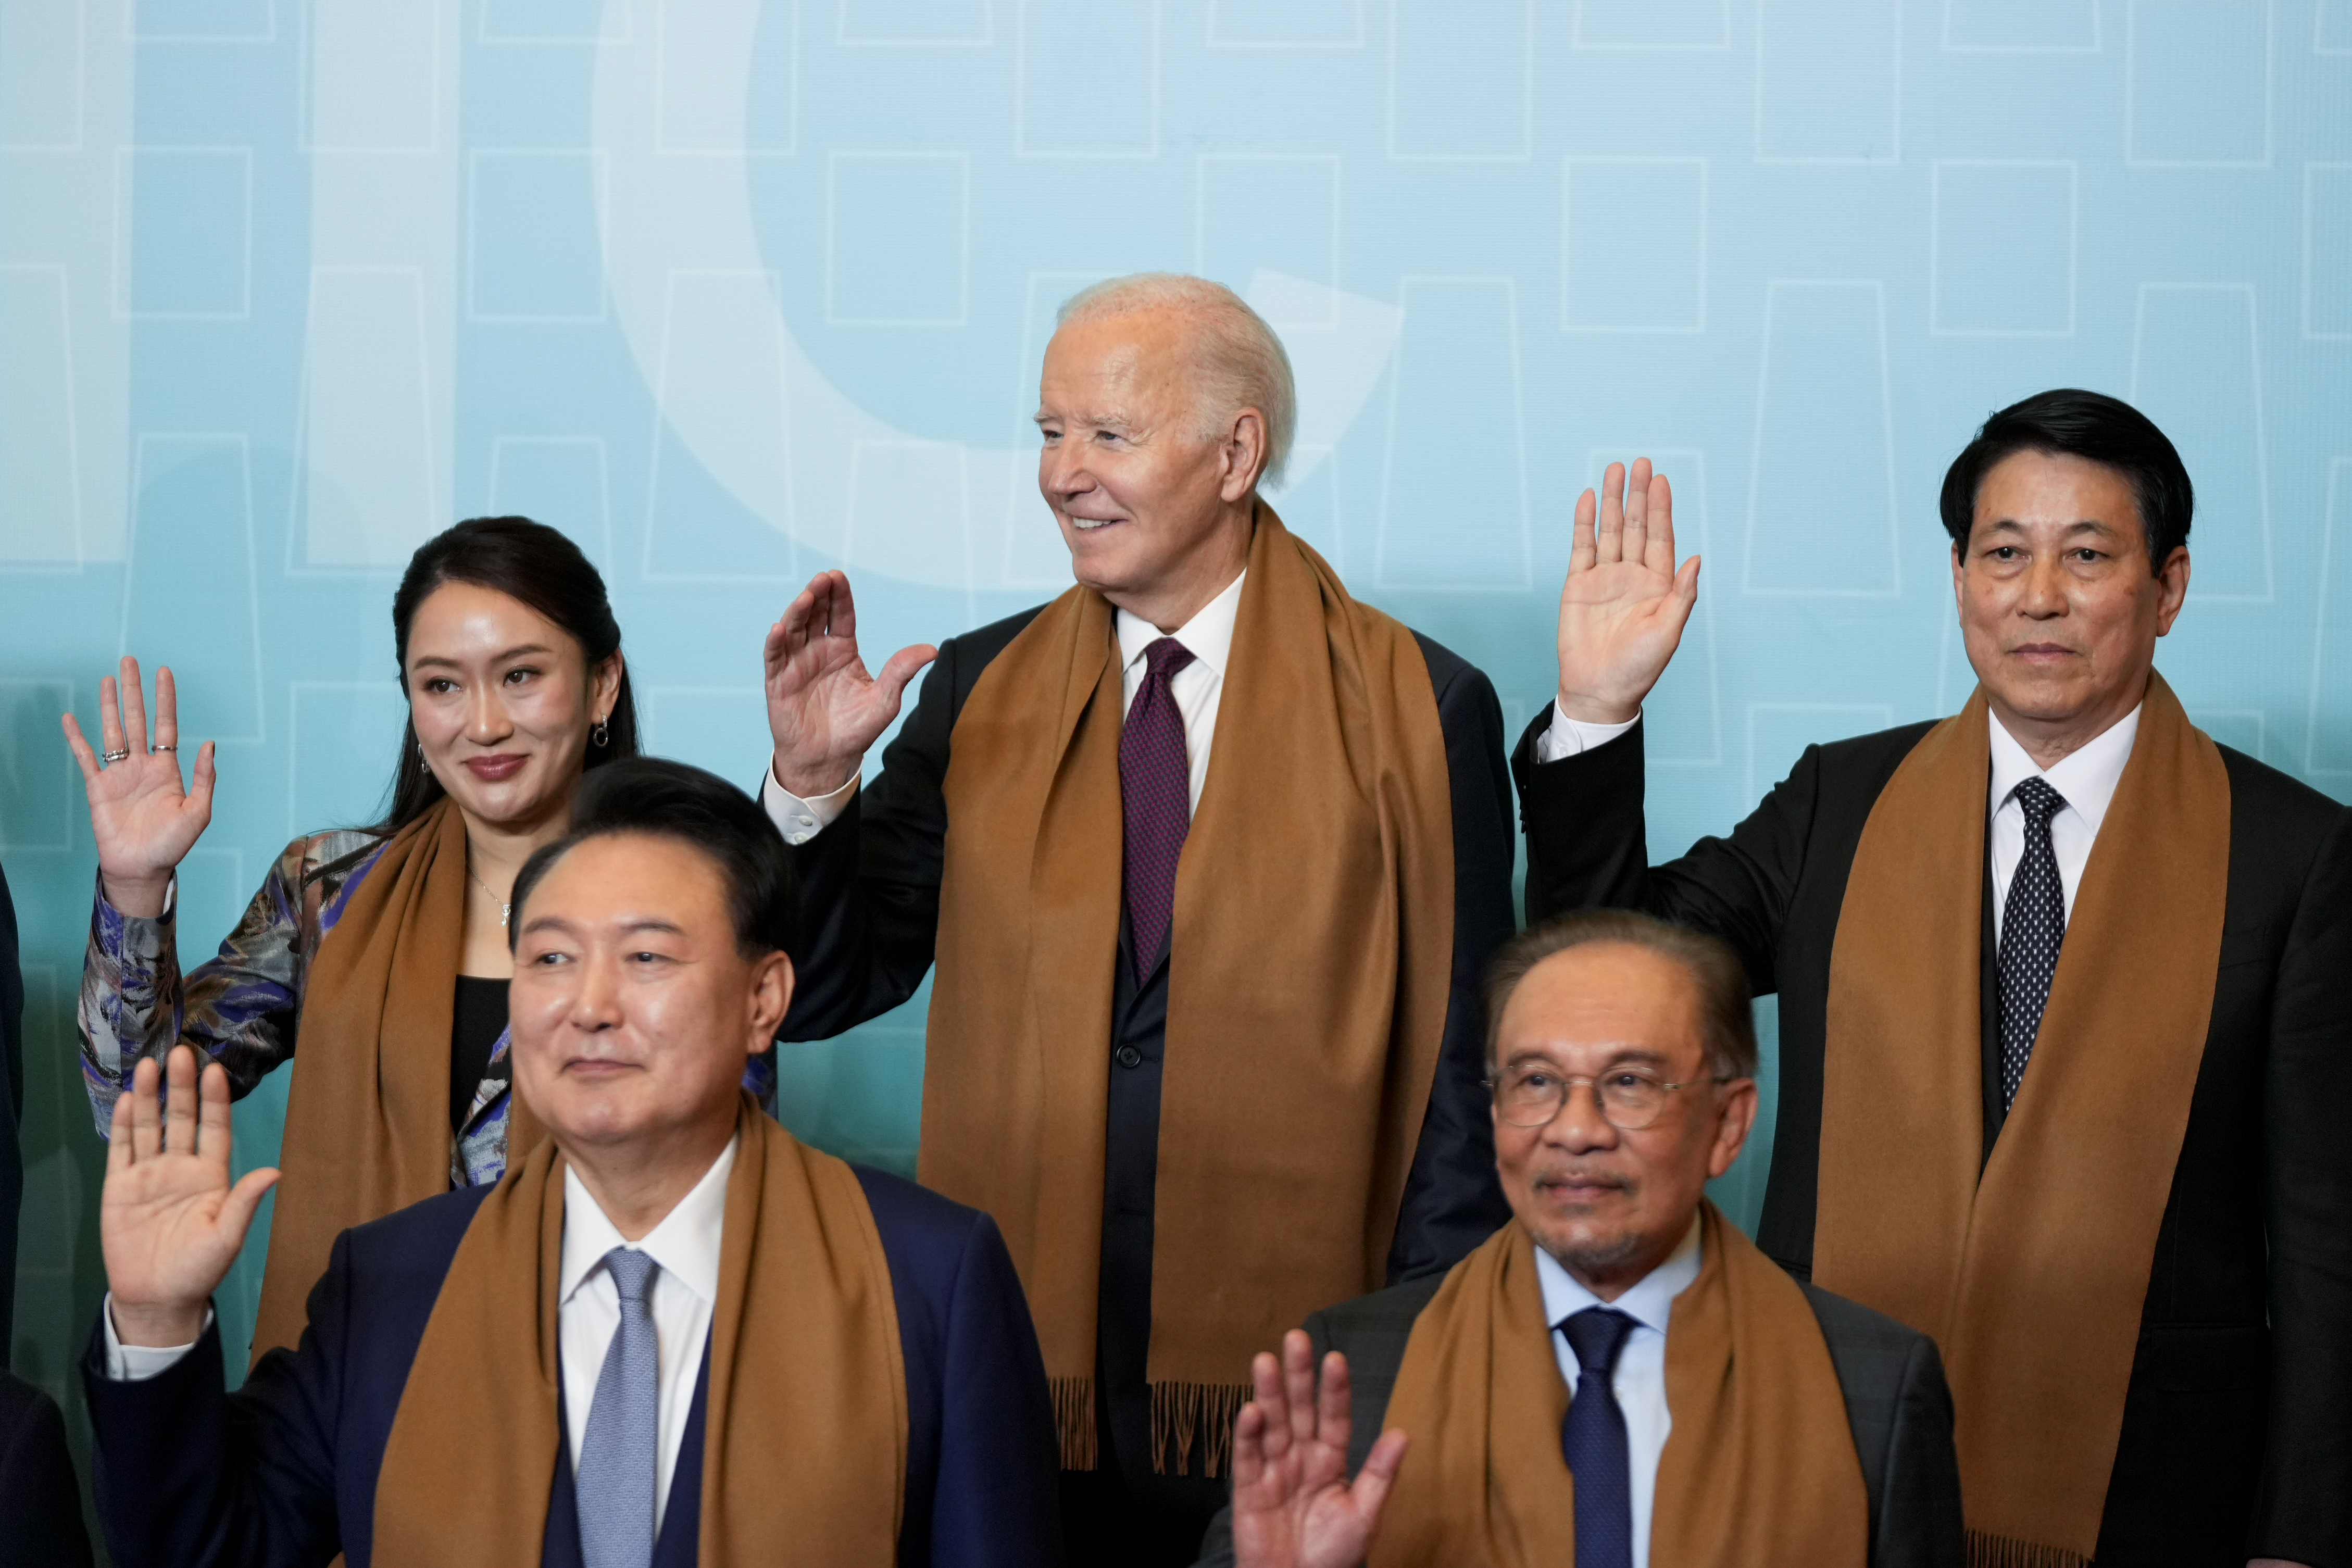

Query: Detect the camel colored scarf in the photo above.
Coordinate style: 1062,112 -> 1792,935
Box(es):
1814,674 -> 2229,1567
372,1096 -> 907,1566
1373,1204 -> 1867,1567
927,508 -> 1455,1474
255,798 -> 547,1360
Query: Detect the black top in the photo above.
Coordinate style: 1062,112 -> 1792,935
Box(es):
449,976 -> 510,1133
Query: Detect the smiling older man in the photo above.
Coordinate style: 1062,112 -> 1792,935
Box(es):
77,759 -> 1062,1568
757,272 -> 1517,1562
1200,909 -> 1964,1568
1518,390 -> 2352,1566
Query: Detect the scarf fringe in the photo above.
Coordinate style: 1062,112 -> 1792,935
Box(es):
1050,1376 -> 1096,1472
1150,1380 -> 1250,1478
1966,1529 -> 2090,1568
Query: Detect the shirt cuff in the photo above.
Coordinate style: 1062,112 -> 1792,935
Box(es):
761,764 -> 859,846
101,1295 -> 210,1381
1534,701 -> 1641,764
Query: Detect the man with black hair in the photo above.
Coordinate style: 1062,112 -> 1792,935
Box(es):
77,758 -> 1063,1568
1519,390 -> 2350,1566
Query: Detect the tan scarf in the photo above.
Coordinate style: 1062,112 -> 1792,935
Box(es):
371,1095 -> 907,1566
255,798 -> 546,1360
1814,674 -> 2229,1566
925,507 -> 1455,1473
1373,1203 -> 1867,1567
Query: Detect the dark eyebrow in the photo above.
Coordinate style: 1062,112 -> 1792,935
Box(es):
409,643 -> 557,672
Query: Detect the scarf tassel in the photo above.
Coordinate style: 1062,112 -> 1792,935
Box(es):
1966,1529 -> 2090,1568
1150,1380 -> 1249,1478
1050,1376 -> 1097,1473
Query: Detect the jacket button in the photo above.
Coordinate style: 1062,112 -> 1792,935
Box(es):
1115,1046 -> 1144,1069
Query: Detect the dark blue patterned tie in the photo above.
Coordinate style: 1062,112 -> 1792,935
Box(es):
1559,1307 -> 1636,1568
1119,636 -> 1197,982
1998,776 -> 2069,1109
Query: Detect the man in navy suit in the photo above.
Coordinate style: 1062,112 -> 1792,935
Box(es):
80,758 -> 1064,1567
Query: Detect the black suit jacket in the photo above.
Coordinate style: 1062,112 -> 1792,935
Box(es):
0,1371 -> 94,1567
780,605 -> 1518,1495
1195,1265 -> 1965,1567
1515,711 -> 2352,1565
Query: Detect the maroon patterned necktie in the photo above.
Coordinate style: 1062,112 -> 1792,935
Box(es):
1120,636 -> 1197,982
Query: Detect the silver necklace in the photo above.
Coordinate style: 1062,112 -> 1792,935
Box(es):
467,863 -> 511,928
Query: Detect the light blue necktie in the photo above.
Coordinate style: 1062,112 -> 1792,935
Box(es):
577,1247 -> 660,1568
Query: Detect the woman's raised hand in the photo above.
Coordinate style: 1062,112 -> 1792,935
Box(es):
62,657 -> 216,918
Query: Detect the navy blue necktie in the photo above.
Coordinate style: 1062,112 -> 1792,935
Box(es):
1559,1307 -> 1636,1568
1998,776 -> 2068,1109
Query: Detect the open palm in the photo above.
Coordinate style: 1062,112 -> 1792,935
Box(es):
1556,458 -> 1700,725
102,1048 -> 278,1347
61,657 -> 216,915
1231,1333 -> 1409,1568
762,571 -> 936,798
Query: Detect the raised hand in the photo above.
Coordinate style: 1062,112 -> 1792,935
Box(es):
101,1046 -> 279,1348
1230,1331 -> 1409,1568
1556,458 -> 1700,725
62,657 -> 216,918
762,571 -> 937,799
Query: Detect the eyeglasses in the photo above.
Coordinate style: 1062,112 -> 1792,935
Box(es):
1484,1063 -> 1735,1131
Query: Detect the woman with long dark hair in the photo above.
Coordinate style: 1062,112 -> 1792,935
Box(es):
67,517 -> 774,1357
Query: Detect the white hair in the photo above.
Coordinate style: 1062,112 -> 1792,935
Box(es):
1055,273 -> 1298,490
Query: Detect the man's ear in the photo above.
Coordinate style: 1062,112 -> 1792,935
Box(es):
1705,1078 -> 1760,1181
747,950 -> 794,1052
1219,410 -> 1268,503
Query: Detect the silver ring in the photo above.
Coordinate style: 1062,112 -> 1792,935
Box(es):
102,748 -> 130,763
153,744 -> 177,753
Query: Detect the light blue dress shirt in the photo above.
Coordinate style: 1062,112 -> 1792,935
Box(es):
1533,1215 -> 1705,1568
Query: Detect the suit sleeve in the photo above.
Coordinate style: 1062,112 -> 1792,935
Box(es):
2250,807 -> 2352,1564
777,641 -> 963,1041
925,1210 -> 1067,1568
1869,1335 -> 1965,1568
1512,706 -> 1823,996
0,1375 -> 94,1568
1386,659 -> 1516,1284
80,1236 -> 353,1568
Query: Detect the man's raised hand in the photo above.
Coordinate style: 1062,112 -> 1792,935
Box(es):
1556,458 -> 1700,726
61,657 -> 216,919
101,1046 -> 278,1348
762,572 -> 937,799
1230,1331 -> 1409,1568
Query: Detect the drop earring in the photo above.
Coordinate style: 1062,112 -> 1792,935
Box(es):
591,717 -> 610,748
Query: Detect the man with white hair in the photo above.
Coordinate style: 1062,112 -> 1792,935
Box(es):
756,273 -> 1517,1563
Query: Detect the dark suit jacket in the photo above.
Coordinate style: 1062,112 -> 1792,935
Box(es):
1195,1264 -> 1964,1567
0,1371 -> 94,1567
81,1166 -> 1064,1568
780,604 -> 1519,1491
1,860 -> 25,1354
1516,711 -> 2352,1565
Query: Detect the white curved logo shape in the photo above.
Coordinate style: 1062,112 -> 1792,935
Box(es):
591,0 -> 1400,592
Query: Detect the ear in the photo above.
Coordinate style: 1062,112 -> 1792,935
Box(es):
1949,540 -> 1966,609
592,650 -> 625,719
1705,1078 -> 1759,1181
1219,409 -> 1268,503
2152,545 -> 2190,636
746,949 -> 794,1054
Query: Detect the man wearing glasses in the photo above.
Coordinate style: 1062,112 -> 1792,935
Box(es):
1195,909 -> 1964,1568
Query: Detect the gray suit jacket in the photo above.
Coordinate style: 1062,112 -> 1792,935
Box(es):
1195,1269 -> 1964,1567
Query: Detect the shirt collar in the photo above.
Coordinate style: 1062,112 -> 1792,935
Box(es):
1533,1212 -> 1704,1339
1115,569 -> 1246,680
559,1132 -> 737,1311
1986,700 -> 2142,835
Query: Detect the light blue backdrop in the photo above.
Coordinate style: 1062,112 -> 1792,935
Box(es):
3,0 -> 2347,1495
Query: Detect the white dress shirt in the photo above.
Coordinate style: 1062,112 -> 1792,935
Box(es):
1985,704 -> 2138,943
764,570 -> 1249,840
1533,1215 -> 1704,1568
103,1135 -> 739,1538
1538,698 -> 2142,946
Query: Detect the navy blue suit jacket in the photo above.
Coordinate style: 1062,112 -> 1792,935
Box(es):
82,1165 -> 1064,1568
